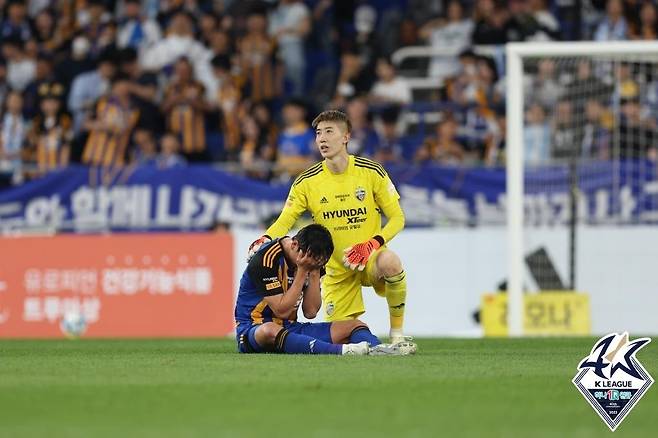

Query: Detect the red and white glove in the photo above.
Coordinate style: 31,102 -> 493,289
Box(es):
342,236 -> 384,271
247,235 -> 271,262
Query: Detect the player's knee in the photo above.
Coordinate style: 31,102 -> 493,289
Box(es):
258,322 -> 282,346
352,320 -> 369,332
377,250 -> 403,277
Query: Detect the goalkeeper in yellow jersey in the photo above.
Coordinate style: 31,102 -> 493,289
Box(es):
248,110 -> 415,352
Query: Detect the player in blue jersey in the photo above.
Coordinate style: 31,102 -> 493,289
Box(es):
235,224 -> 406,355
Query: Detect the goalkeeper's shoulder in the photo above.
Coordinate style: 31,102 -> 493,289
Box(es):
291,161 -> 324,188
353,156 -> 388,180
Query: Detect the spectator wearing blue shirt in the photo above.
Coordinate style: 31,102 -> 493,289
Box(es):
346,97 -> 380,157
157,133 -> 187,169
68,50 -> 116,135
275,99 -> 316,179
594,0 -> 628,41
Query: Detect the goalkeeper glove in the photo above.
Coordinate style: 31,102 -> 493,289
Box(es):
247,235 -> 272,262
342,236 -> 384,271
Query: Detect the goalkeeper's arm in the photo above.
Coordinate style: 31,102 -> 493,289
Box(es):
343,199 -> 405,270
247,185 -> 307,260
379,198 -> 405,243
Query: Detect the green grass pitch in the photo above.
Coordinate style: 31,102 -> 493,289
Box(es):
1,338 -> 656,437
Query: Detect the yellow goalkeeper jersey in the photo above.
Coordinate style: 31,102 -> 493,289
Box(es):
266,155 -> 405,277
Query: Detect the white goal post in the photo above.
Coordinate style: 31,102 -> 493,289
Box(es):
505,41 -> 658,336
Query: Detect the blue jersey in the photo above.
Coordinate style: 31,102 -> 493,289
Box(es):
234,239 -> 301,333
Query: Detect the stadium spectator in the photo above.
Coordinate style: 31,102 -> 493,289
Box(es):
594,0 -> 628,41
22,53 -> 57,119
117,0 -> 162,52
207,29 -> 234,60
346,97 -> 380,157
370,57 -> 412,106
269,0 -> 311,96
524,59 -> 562,109
629,1 -> 658,40
211,54 -> 242,159
619,96 -> 656,160
446,49 -> 479,105
0,0 -> 32,42
82,73 -> 139,167
346,5 -> 380,86
564,59 -> 612,112
130,128 -> 158,166
373,109 -> 404,165
55,36 -> 96,93
140,12 -> 214,94
274,99 -> 315,179
161,57 -> 210,162
29,83 -> 72,174
613,63 -> 640,104
472,0 -> 510,45
0,90 -> 26,185
68,49 -> 116,135
523,103 -> 551,165
239,11 -> 281,102
81,0 -> 115,58
157,133 -> 187,169
529,0 -> 561,40
506,0 -> 559,42
415,113 -> 466,165
239,113 -> 275,181
581,98 -> 612,160
2,37 -> 36,92
118,48 -> 161,135
32,9 -> 59,53
551,99 -> 578,160
419,0 -> 473,79
331,49 -> 370,107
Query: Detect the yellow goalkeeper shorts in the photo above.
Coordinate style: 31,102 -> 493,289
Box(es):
321,248 -> 386,321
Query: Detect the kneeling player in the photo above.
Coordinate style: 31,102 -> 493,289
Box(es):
235,224 -> 406,355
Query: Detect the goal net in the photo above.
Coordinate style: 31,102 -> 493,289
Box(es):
506,42 -> 658,335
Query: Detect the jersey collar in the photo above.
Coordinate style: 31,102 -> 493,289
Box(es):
322,154 -> 354,177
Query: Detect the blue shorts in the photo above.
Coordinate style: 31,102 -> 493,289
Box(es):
236,321 -> 333,353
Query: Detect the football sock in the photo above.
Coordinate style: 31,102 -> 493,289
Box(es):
274,329 -> 342,355
385,271 -> 407,334
349,326 -> 381,346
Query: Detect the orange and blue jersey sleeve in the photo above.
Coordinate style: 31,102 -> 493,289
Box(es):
247,243 -> 285,296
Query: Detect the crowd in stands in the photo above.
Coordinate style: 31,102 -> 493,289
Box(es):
0,0 -> 657,188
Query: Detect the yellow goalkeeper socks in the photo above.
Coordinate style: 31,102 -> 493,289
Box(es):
384,271 -> 406,332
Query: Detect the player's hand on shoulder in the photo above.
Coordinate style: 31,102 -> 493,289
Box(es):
246,235 -> 271,262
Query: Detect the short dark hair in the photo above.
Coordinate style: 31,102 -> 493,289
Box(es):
312,110 -> 352,133
294,224 -> 333,264
211,54 -> 231,70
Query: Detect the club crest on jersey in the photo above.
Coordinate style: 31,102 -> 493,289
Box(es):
326,301 -> 335,316
355,187 -> 366,202
572,332 -> 653,431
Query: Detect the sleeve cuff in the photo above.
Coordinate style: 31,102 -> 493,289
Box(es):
372,235 -> 385,247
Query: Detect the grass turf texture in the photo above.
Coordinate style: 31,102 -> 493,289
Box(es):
1,338 -> 656,438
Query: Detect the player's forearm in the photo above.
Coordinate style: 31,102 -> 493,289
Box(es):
265,211 -> 299,238
380,201 -> 405,243
267,269 -> 307,316
301,272 -> 321,318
